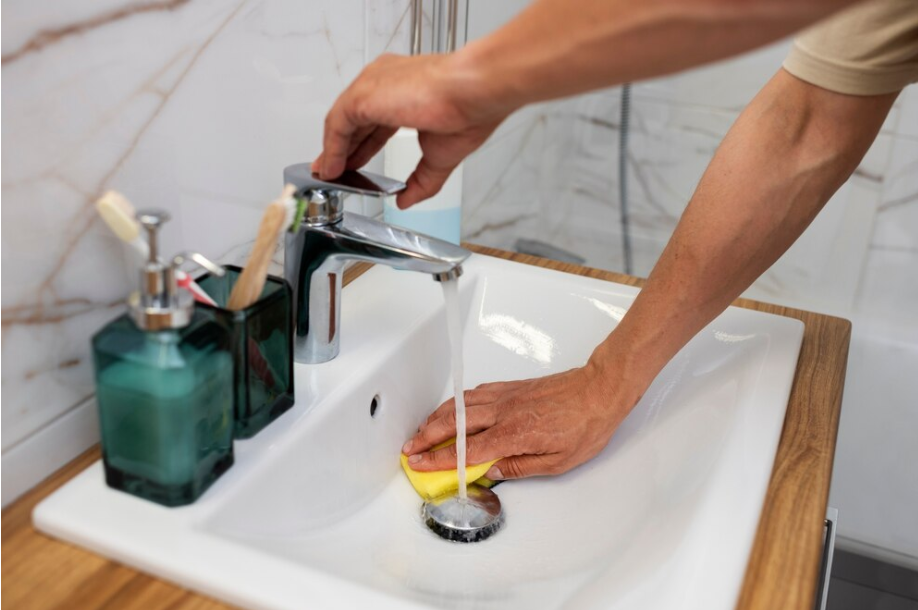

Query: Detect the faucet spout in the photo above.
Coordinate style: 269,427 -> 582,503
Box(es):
282,163 -> 470,364
432,266 -> 464,283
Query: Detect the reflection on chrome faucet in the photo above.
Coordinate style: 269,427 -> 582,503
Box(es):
283,163 -> 470,363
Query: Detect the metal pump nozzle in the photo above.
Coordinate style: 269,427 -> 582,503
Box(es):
128,210 -> 223,331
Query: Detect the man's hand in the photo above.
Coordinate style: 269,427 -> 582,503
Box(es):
400,360 -> 636,480
313,53 -> 506,209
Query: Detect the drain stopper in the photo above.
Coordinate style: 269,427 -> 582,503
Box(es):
422,484 -> 504,543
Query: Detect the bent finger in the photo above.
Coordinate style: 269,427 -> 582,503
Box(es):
320,98 -> 362,179
396,156 -> 454,209
408,427 -> 506,472
485,454 -> 561,480
425,387 -> 500,426
346,126 -> 398,170
406,405 -> 496,455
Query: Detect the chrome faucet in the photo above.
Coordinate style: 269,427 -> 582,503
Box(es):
283,163 -> 470,364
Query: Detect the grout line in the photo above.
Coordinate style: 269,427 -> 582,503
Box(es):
830,576 -> 918,602
837,536 -> 918,567
2,394 -> 96,456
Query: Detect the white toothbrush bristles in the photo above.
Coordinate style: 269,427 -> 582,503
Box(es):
279,183 -> 297,232
96,191 -> 140,243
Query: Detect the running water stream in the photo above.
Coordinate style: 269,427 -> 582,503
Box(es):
440,277 -> 468,501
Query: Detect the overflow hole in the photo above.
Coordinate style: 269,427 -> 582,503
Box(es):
370,394 -> 381,418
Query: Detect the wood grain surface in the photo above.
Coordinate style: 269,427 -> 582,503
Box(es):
1,245 -> 850,610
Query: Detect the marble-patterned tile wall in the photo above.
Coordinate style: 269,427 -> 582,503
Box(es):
1,0 -> 412,505
463,38 -> 911,317
461,13 -> 918,564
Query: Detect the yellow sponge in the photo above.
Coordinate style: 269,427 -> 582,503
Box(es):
400,439 -> 499,500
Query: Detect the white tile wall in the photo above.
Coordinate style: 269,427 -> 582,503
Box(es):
0,0 -> 411,506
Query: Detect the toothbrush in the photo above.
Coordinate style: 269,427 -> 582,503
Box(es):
226,184 -> 298,311
96,191 -> 218,306
96,190 -> 150,258
175,272 -> 219,306
222,185 -> 299,392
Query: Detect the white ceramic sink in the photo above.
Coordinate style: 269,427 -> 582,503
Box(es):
35,254 -> 804,610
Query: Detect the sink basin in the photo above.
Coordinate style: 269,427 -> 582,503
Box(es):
34,253 -> 804,610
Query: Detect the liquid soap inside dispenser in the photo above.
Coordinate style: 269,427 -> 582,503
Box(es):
91,210 -> 235,507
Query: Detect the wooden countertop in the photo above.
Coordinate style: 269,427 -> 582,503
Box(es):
1,245 -> 850,610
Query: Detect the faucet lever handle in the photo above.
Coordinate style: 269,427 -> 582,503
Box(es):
283,163 -> 406,198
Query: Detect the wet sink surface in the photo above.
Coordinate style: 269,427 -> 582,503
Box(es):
35,254 -> 803,610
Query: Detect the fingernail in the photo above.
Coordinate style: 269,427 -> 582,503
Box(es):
485,466 -> 503,480
408,454 -> 422,465
402,440 -> 413,454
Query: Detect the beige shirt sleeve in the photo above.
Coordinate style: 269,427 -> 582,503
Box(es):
783,0 -> 918,96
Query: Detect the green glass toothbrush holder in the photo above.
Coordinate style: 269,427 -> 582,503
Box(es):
197,265 -> 295,439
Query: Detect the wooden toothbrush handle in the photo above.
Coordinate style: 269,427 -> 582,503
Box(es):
227,187 -> 294,311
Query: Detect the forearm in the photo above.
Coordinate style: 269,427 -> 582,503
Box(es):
453,0 -> 857,115
592,70 -> 897,402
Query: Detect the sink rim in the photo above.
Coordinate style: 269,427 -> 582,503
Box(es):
33,251 -> 806,610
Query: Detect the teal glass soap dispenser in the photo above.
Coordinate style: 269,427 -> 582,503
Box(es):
92,210 -> 235,507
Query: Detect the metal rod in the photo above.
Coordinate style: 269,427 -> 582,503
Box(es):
446,0 -> 459,52
432,0 -> 439,53
410,0 -> 423,56
619,83 -> 634,275
463,0 -> 470,47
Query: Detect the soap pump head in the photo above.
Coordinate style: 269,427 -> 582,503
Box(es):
128,209 -> 224,331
